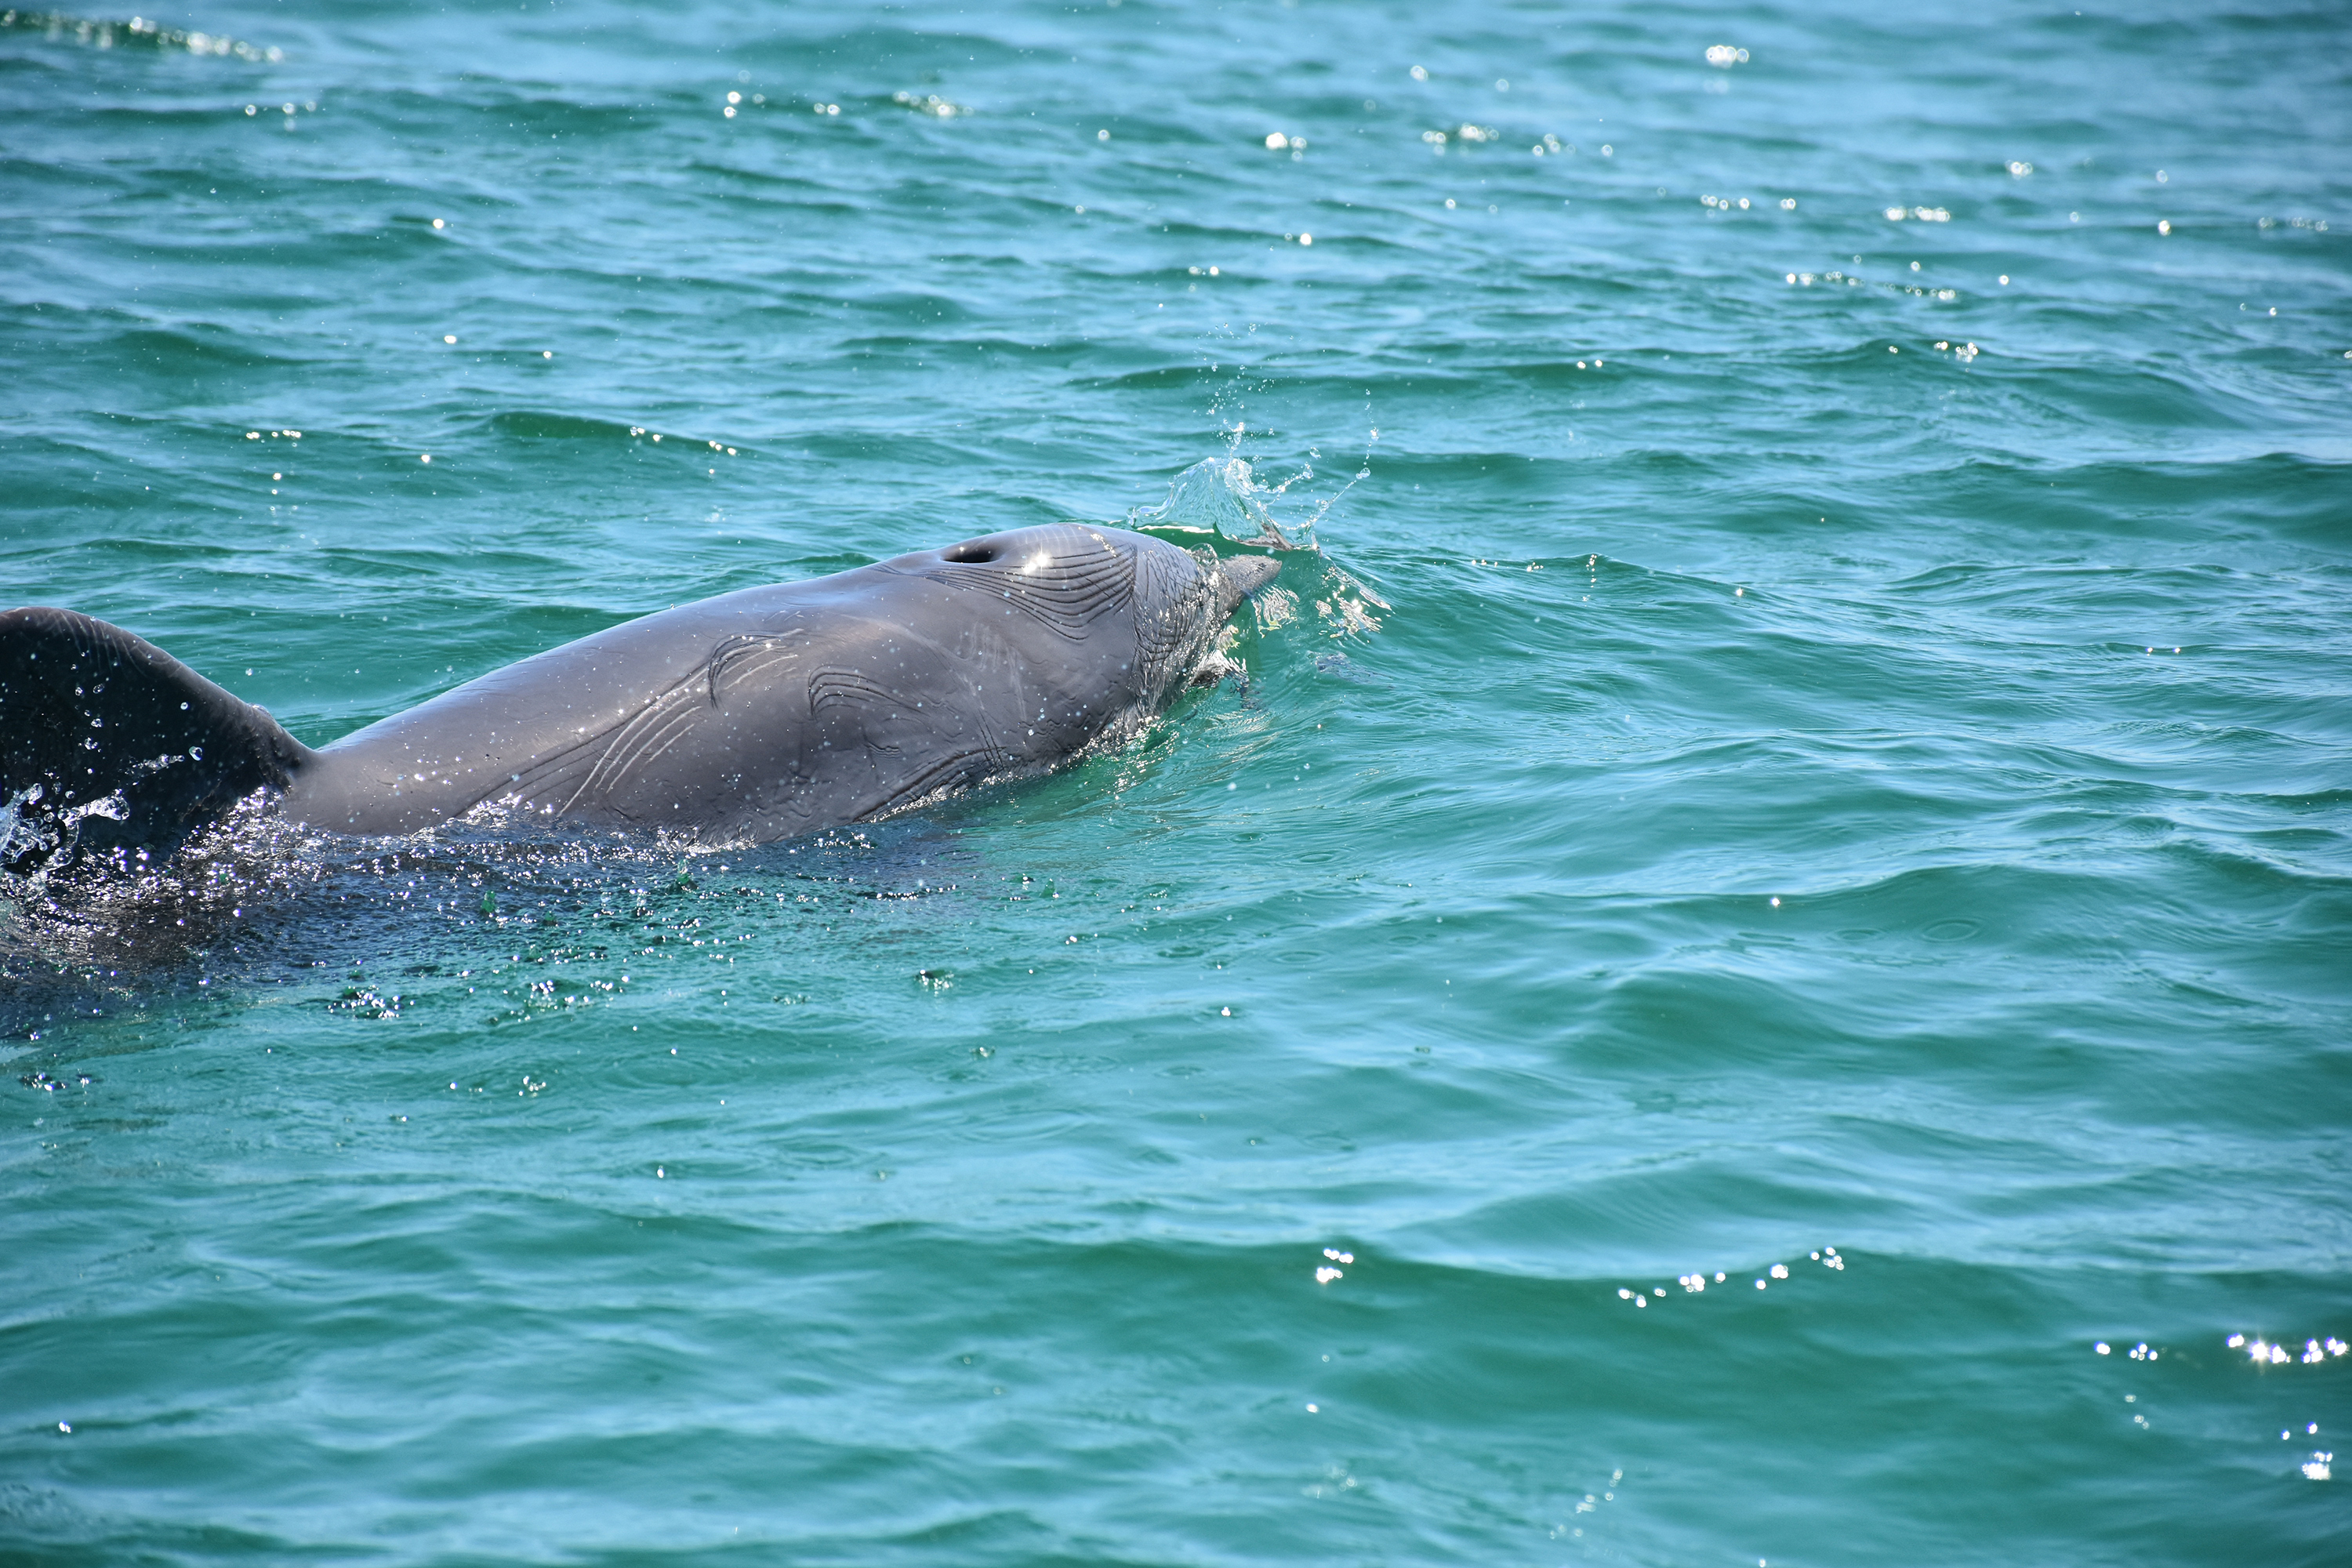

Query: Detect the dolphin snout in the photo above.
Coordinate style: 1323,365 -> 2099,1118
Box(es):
1214,554 -> 1281,619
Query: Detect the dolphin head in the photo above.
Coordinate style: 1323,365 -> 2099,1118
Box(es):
916,524 -> 1276,636
1114,530 -> 1281,697
1210,551 -> 1282,620
905,524 -> 1279,710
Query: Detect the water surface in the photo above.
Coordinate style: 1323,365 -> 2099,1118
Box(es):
3,2 -> 2349,1562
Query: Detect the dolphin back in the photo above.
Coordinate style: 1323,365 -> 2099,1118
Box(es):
0,607 -> 312,877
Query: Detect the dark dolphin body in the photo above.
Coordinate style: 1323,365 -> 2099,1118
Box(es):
0,524 -> 1277,875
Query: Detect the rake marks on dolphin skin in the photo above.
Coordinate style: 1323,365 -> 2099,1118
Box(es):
511,635 -> 809,820
918,532 -> 1134,641
706,631 -> 806,704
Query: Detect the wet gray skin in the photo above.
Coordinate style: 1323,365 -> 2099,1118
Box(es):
288,523 -> 1278,838
0,524 -> 1279,870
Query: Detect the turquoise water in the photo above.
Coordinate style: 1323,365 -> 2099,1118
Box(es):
5,2 -> 2350,1561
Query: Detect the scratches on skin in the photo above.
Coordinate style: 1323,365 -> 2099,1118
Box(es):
809,669 -> 920,755
507,635 -> 808,821
808,666 -> 992,760
1134,544 -> 1220,692
860,743 -> 1007,819
562,686 -> 708,810
706,632 -> 804,705
504,683 -> 697,819
916,534 -> 1135,641
808,664 -> 1011,818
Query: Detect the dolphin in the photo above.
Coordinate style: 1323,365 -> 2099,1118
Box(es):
0,523 -> 1279,875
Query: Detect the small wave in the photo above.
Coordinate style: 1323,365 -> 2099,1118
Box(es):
891,90 -> 969,118
481,411 -> 646,442
0,9 -> 282,62
108,324 -> 303,374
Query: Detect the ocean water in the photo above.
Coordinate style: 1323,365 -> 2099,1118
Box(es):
4,1 -> 2350,1561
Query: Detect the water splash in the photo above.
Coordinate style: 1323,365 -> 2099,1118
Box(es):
1,780 -> 137,892
1129,456 -> 1304,548
1123,455 -> 1389,643
1127,444 -> 1374,552
0,812 -> 943,1041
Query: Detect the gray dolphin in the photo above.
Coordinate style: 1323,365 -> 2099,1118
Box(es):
1,523 -> 1278,873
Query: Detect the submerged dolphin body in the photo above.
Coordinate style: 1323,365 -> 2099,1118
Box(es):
0,524 -> 1279,874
